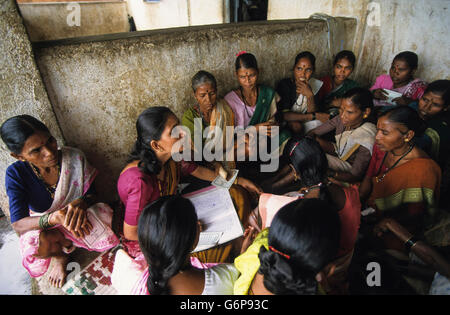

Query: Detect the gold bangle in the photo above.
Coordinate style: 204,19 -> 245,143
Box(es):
234,177 -> 239,185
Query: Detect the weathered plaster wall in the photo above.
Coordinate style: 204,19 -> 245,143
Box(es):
0,0 -> 64,218
18,1 -> 130,42
268,0 -> 450,86
33,18 -> 355,203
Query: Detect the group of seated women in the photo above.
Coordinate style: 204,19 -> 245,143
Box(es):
1,48 -> 450,294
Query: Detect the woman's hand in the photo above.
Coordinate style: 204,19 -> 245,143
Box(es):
373,218 -> 396,237
315,112 -> 330,123
51,199 -> 93,239
296,80 -> 314,98
240,226 -> 257,254
255,121 -> 273,137
392,96 -> 411,106
372,89 -> 388,100
236,177 -> 263,196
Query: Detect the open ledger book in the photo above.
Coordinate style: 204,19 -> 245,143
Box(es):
183,186 -> 244,252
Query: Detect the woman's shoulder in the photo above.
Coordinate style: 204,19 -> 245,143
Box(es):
5,160 -> 29,181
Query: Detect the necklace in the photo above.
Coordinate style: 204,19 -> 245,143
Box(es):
375,144 -> 414,183
239,86 -> 258,119
29,162 -> 61,199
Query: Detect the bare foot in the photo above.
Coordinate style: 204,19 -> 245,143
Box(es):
48,255 -> 69,288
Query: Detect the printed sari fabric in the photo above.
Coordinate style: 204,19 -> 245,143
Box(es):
182,98 -> 236,171
225,85 -> 290,150
370,74 -> 427,107
19,146 -> 119,278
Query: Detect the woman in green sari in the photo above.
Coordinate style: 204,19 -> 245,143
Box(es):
224,52 -> 290,180
316,50 -> 359,115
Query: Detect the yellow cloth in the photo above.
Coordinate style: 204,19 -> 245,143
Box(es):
233,228 -> 269,295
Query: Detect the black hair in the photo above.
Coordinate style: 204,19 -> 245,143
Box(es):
235,52 -> 259,72
424,80 -> 450,108
293,51 -> 316,71
258,198 -> 340,295
283,136 -> 328,188
334,50 -> 356,68
342,87 -> 374,112
128,106 -> 174,175
138,195 -> 198,295
0,115 -> 50,154
380,106 -> 427,138
191,70 -> 217,92
393,51 -> 418,70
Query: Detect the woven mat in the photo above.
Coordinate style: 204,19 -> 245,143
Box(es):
62,246 -> 119,295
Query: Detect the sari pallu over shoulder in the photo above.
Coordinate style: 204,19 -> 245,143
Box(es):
20,146 -> 119,278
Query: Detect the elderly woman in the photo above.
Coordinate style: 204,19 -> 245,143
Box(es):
309,87 -> 377,183
182,70 -> 235,173
1,115 -> 119,288
359,107 -> 441,250
118,106 -> 261,262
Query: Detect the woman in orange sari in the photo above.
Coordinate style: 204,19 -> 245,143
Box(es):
360,106 -> 441,249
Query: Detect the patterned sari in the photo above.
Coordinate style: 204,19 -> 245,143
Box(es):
19,146 -> 119,278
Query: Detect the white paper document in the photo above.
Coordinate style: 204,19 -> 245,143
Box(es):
183,186 -> 244,252
383,89 -> 403,105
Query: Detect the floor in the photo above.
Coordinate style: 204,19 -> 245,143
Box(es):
0,210 -> 32,295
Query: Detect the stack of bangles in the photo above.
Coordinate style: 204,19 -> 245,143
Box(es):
404,236 -> 419,251
39,212 -> 54,230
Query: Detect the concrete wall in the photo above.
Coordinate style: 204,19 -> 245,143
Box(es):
32,18 -> 355,203
0,0 -> 64,217
268,0 -> 450,87
18,1 -> 130,41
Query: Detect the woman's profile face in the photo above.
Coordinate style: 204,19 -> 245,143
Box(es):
417,91 -> 446,120
154,114 -> 186,155
333,58 -> 353,84
375,116 -> 410,152
340,98 -> 366,129
236,67 -> 258,90
194,83 -> 217,116
293,57 -> 314,83
15,130 -> 58,168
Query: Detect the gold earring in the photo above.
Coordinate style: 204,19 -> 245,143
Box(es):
405,138 -> 409,143
363,114 -> 368,119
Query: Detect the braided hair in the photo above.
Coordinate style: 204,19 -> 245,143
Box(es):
128,106 -> 174,175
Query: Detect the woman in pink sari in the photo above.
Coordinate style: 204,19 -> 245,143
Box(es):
370,51 -> 427,108
1,115 -> 119,288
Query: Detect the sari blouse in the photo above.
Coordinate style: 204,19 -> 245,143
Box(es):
370,74 -> 427,107
117,160 -> 198,226
316,76 -> 359,110
366,144 -> 441,224
5,148 -> 96,224
312,115 -> 376,179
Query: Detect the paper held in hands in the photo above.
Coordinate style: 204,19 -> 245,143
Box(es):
383,89 -> 403,105
183,186 -> 244,252
212,169 -> 239,190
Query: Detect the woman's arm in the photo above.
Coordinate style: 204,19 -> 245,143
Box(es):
359,174 -> 373,204
375,218 -> 450,278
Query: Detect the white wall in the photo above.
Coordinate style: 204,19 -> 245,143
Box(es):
267,0 -> 450,86
127,0 -> 224,31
